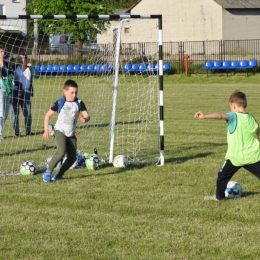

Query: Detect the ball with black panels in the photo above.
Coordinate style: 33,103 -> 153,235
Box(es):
20,160 -> 37,175
85,154 -> 101,170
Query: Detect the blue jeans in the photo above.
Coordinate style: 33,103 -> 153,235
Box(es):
0,87 -> 11,136
11,91 -> 32,134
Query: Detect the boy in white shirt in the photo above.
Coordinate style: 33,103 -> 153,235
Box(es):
42,79 -> 90,182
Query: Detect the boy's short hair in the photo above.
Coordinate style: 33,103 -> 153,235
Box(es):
64,79 -> 78,90
229,90 -> 247,108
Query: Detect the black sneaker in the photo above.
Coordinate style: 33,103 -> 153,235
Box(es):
15,133 -> 21,137
26,132 -> 35,136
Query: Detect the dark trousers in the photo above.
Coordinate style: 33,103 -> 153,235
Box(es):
48,130 -> 77,176
11,91 -> 32,134
216,159 -> 260,199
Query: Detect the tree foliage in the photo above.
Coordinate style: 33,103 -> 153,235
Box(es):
102,0 -> 137,9
25,0 -> 115,42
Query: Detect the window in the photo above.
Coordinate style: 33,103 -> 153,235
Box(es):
124,27 -> 130,33
13,0 -> 21,2
0,5 -> 4,15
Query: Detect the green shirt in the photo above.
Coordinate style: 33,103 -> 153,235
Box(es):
225,112 -> 260,166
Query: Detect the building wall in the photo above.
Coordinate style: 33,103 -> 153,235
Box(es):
131,0 -> 224,41
0,0 -> 26,15
0,0 -> 27,34
98,0 -> 223,44
222,9 -> 260,40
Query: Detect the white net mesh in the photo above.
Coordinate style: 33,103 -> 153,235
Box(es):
0,18 -> 160,174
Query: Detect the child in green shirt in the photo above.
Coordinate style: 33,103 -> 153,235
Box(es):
194,90 -> 260,200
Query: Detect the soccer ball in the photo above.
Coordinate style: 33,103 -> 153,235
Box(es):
20,160 -> 37,175
113,155 -> 129,168
86,154 -> 101,170
225,181 -> 243,199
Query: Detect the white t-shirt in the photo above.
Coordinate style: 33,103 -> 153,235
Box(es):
15,66 -> 31,93
51,99 -> 87,137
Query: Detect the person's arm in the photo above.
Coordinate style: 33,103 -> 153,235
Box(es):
194,111 -> 229,120
43,109 -> 55,139
79,110 -> 90,123
78,101 -> 90,123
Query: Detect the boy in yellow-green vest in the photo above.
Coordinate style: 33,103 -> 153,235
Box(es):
194,90 -> 260,200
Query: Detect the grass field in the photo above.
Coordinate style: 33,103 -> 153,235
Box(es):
0,73 -> 159,173
1,73 -> 260,259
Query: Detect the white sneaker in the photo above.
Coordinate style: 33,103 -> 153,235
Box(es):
0,136 -> 4,140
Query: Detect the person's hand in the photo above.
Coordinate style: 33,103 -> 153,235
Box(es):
79,115 -> 90,123
42,131 -> 50,139
79,115 -> 85,123
194,111 -> 205,119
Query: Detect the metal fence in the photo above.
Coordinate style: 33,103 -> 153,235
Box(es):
6,39 -> 260,74
163,40 -> 260,74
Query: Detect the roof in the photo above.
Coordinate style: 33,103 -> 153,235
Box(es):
126,0 -> 142,13
124,0 -> 260,12
214,0 -> 260,8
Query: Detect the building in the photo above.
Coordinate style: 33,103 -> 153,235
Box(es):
98,0 -> 260,44
0,0 -> 27,34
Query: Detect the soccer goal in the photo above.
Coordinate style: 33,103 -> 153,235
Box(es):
0,14 -> 164,175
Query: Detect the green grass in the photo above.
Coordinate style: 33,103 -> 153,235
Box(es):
2,74 -> 260,259
0,74 -> 159,172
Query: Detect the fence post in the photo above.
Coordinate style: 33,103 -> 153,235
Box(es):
184,54 -> 189,76
179,41 -> 183,74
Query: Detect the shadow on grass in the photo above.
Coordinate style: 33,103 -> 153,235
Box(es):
33,162 -> 145,180
5,130 -> 44,139
77,119 -> 145,130
241,191 -> 260,198
69,163 -> 146,179
166,152 -> 214,164
179,142 -> 226,151
0,144 -> 56,157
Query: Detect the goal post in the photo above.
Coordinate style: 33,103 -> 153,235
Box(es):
0,14 -> 165,175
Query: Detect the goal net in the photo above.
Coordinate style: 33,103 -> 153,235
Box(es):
0,15 -> 164,175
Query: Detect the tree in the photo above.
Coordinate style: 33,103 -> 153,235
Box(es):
102,0 -> 137,9
25,0 -> 115,45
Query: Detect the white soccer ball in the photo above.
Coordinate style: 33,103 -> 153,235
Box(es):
113,155 -> 129,168
20,160 -> 37,175
225,181 -> 243,199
